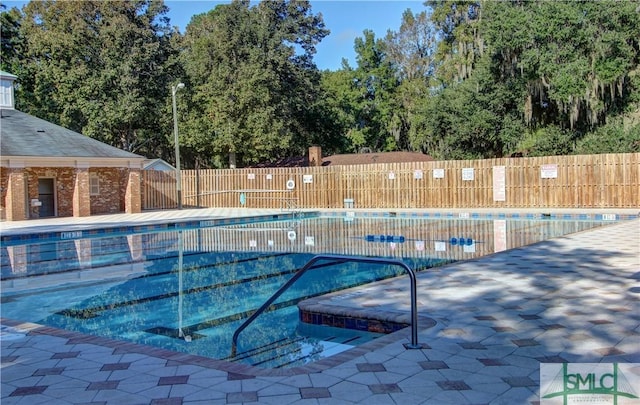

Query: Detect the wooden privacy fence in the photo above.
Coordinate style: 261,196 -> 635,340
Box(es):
142,170 -> 178,210
142,153 -> 640,210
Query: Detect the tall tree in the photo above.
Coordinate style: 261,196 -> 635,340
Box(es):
346,30 -> 400,151
0,4 -> 24,78
384,8 -> 437,152
422,0 -> 639,157
427,0 -> 483,84
482,0 -> 640,131
385,9 -> 436,82
16,0 -> 180,157
320,63 -> 361,153
180,0 -> 329,168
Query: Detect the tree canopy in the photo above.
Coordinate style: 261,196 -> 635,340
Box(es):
2,0 -> 638,167
179,0 -> 329,167
8,0 -> 180,158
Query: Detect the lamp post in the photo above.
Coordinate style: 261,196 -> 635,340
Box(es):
172,82 -> 185,209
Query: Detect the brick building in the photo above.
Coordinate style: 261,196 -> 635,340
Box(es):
0,71 -> 146,221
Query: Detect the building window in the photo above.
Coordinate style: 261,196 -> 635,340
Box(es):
90,173 -> 100,195
0,79 -> 14,108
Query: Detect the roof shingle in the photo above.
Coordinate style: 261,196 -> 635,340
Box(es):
1,108 -> 143,160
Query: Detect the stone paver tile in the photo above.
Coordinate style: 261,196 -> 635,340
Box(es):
477,358 -> 507,366
494,386 -> 538,405
356,363 -> 386,372
512,339 -> 540,347
460,387 -> 500,404
459,342 -> 487,350
166,383 -> 205,399
492,326 -> 517,333
226,391 -> 258,403
519,314 -> 542,320
426,390 -> 473,405
379,357 -> 424,376
436,380 -> 471,390
150,398 -> 183,405
301,373 -> 337,389
227,372 -> 255,381
329,380 -> 376,403
133,384 -> 172,400
187,374 -> 229,389
255,393 -> 300,404
590,319 -> 614,325
443,356 -> 487,375
100,362 -> 130,371
595,347 -> 626,356
206,379 -> 242,394
300,387 -> 331,399
566,332 -> 592,341
62,369 -> 112,382
419,360 -> 449,370
257,382 -> 300,397
32,367 -> 64,376
389,391 -> 432,405
86,380 -> 120,390
539,323 -> 566,331
475,316 -> 497,321
158,375 -> 189,385
117,379 -> 161,395
51,351 -> 80,359
437,366 -> 478,381
46,389 -> 101,404
183,387 -> 227,403
368,383 -> 401,394
502,376 -> 537,387
239,377 -> 276,393
345,369 -> 383,385
535,355 -> 568,363
8,385 -> 48,396
173,364 -> 207,376
501,354 -> 544,369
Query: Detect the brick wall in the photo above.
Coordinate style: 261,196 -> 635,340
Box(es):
25,167 -> 76,218
1,166 -> 137,220
90,168 -> 124,215
0,167 -> 28,221
0,168 -> 7,220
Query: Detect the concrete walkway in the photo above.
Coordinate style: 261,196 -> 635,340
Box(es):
1,209 -> 639,404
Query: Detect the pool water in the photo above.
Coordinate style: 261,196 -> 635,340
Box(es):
0,215 -> 614,368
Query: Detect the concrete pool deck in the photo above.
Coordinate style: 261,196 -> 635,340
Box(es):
1,208 -> 639,404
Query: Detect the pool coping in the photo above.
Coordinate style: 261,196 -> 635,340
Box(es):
0,314 -> 435,377
1,208 -> 637,244
0,211 -> 316,244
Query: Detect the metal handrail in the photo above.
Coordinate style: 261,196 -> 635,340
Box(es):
231,254 -> 421,357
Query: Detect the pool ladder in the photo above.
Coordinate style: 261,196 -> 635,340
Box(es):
231,254 -> 423,357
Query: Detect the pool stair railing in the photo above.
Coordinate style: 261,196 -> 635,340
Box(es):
231,254 -> 425,357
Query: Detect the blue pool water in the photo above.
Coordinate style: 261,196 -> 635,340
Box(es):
0,215 -> 618,368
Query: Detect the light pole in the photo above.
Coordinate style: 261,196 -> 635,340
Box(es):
172,82 -> 185,209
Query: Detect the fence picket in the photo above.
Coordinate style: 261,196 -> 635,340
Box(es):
142,153 -> 640,210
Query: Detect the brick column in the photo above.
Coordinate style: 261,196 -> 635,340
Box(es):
73,168 -> 91,217
5,168 -> 27,221
125,169 -> 141,214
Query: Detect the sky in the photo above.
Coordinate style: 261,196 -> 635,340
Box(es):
3,0 -> 426,71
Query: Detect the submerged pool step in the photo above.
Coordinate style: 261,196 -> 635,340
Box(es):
229,335 -> 306,363
229,322 -> 382,369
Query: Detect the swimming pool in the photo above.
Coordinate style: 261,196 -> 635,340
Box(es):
0,214 -> 620,368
